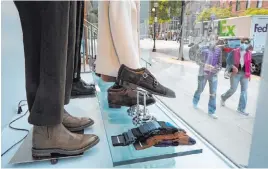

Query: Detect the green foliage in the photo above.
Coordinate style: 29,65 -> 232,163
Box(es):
149,0 -> 181,24
168,1 -> 182,18
197,7 -> 233,21
241,8 -> 268,16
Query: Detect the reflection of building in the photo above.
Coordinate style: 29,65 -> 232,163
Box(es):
211,0 -> 268,15
91,1 -> 98,9
184,1 -> 212,37
140,1 -> 150,39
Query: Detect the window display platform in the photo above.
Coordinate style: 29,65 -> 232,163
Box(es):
93,74 -> 202,166
9,129 -> 84,165
1,73 -> 236,168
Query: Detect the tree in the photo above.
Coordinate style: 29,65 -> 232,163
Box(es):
149,0 -> 181,24
197,7 -> 233,22
241,8 -> 268,16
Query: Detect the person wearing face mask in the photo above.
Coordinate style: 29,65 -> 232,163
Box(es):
193,35 -> 222,119
221,38 -> 252,116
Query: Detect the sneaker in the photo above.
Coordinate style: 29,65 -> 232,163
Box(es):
193,104 -> 198,109
220,97 -> 225,107
237,110 -> 249,116
208,113 -> 218,119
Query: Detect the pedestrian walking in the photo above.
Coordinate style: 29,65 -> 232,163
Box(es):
193,36 -> 222,119
221,38 -> 252,116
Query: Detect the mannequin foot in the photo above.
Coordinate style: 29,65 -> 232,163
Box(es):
63,109 -> 94,132
32,124 -> 99,157
71,79 -> 95,97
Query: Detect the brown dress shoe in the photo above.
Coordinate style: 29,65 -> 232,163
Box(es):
32,124 -> 99,157
63,110 -> 94,132
117,64 -> 176,98
108,84 -> 156,108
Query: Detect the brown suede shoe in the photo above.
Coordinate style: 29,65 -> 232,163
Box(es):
108,84 -> 156,108
32,124 -> 99,157
63,110 -> 94,132
117,64 -> 176,98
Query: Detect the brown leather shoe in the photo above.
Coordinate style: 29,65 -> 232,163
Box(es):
63,110 -> 94,132
32,124 -> 99,157
117,64 -> 176,98
108,84 -> 156,108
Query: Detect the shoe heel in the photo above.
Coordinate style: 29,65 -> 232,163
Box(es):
108,104 -> 121,108
32,148 -> 52,158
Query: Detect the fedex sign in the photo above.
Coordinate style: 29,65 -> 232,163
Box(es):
254,24 -> 268,32
219,20 -> 236,36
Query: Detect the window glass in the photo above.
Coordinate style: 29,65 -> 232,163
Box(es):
257,0 -> 263,8
246,0 -> 250,8
140,0 -> 266,166
236,0 -> 241,11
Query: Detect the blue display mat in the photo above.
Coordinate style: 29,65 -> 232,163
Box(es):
93,74 -> 203,167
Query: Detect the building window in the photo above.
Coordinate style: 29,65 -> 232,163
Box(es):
229,1 -> 232,8
217,1 -> 220,7
257,0 -> 262,8
246,0 -> 250,8
236,0 -> 241,11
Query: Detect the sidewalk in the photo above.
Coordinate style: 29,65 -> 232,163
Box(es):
140,40 -> 260,165
140,39 -> 192,61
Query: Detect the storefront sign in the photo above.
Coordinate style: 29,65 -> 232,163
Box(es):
254,24 -> 268,32
219,20 -> 236,36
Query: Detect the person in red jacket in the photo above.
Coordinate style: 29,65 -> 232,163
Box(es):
221,38 -> 252,116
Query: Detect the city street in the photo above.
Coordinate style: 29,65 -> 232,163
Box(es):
140,39 -> 261,166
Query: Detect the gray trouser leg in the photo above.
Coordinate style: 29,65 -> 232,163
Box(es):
65,2 -> 77,105
73,1 -> 84,81
15,1 -> 75,126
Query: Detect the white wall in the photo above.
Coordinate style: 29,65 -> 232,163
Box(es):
251,16 -> 268,52
1,1 -> 26,130
248,28 -> 268,168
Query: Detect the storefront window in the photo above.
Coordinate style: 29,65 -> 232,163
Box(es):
142,0 -> 267,166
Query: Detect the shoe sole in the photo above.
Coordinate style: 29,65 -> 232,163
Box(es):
237,111 -> 249,116
32,137 -> 100,158
108,102 -> 156,109
71,91 -> 96,97
121,81 -> 175,98
208,114 -> 218,119
66,120 -> 94,132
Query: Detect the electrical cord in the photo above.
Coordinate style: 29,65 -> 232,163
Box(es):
1,100 -> 29,157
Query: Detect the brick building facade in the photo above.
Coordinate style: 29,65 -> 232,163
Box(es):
211,0 -> 268,15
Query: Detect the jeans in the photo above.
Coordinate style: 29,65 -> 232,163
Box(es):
193,75 -> 218,114
221,71 -> 249,112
